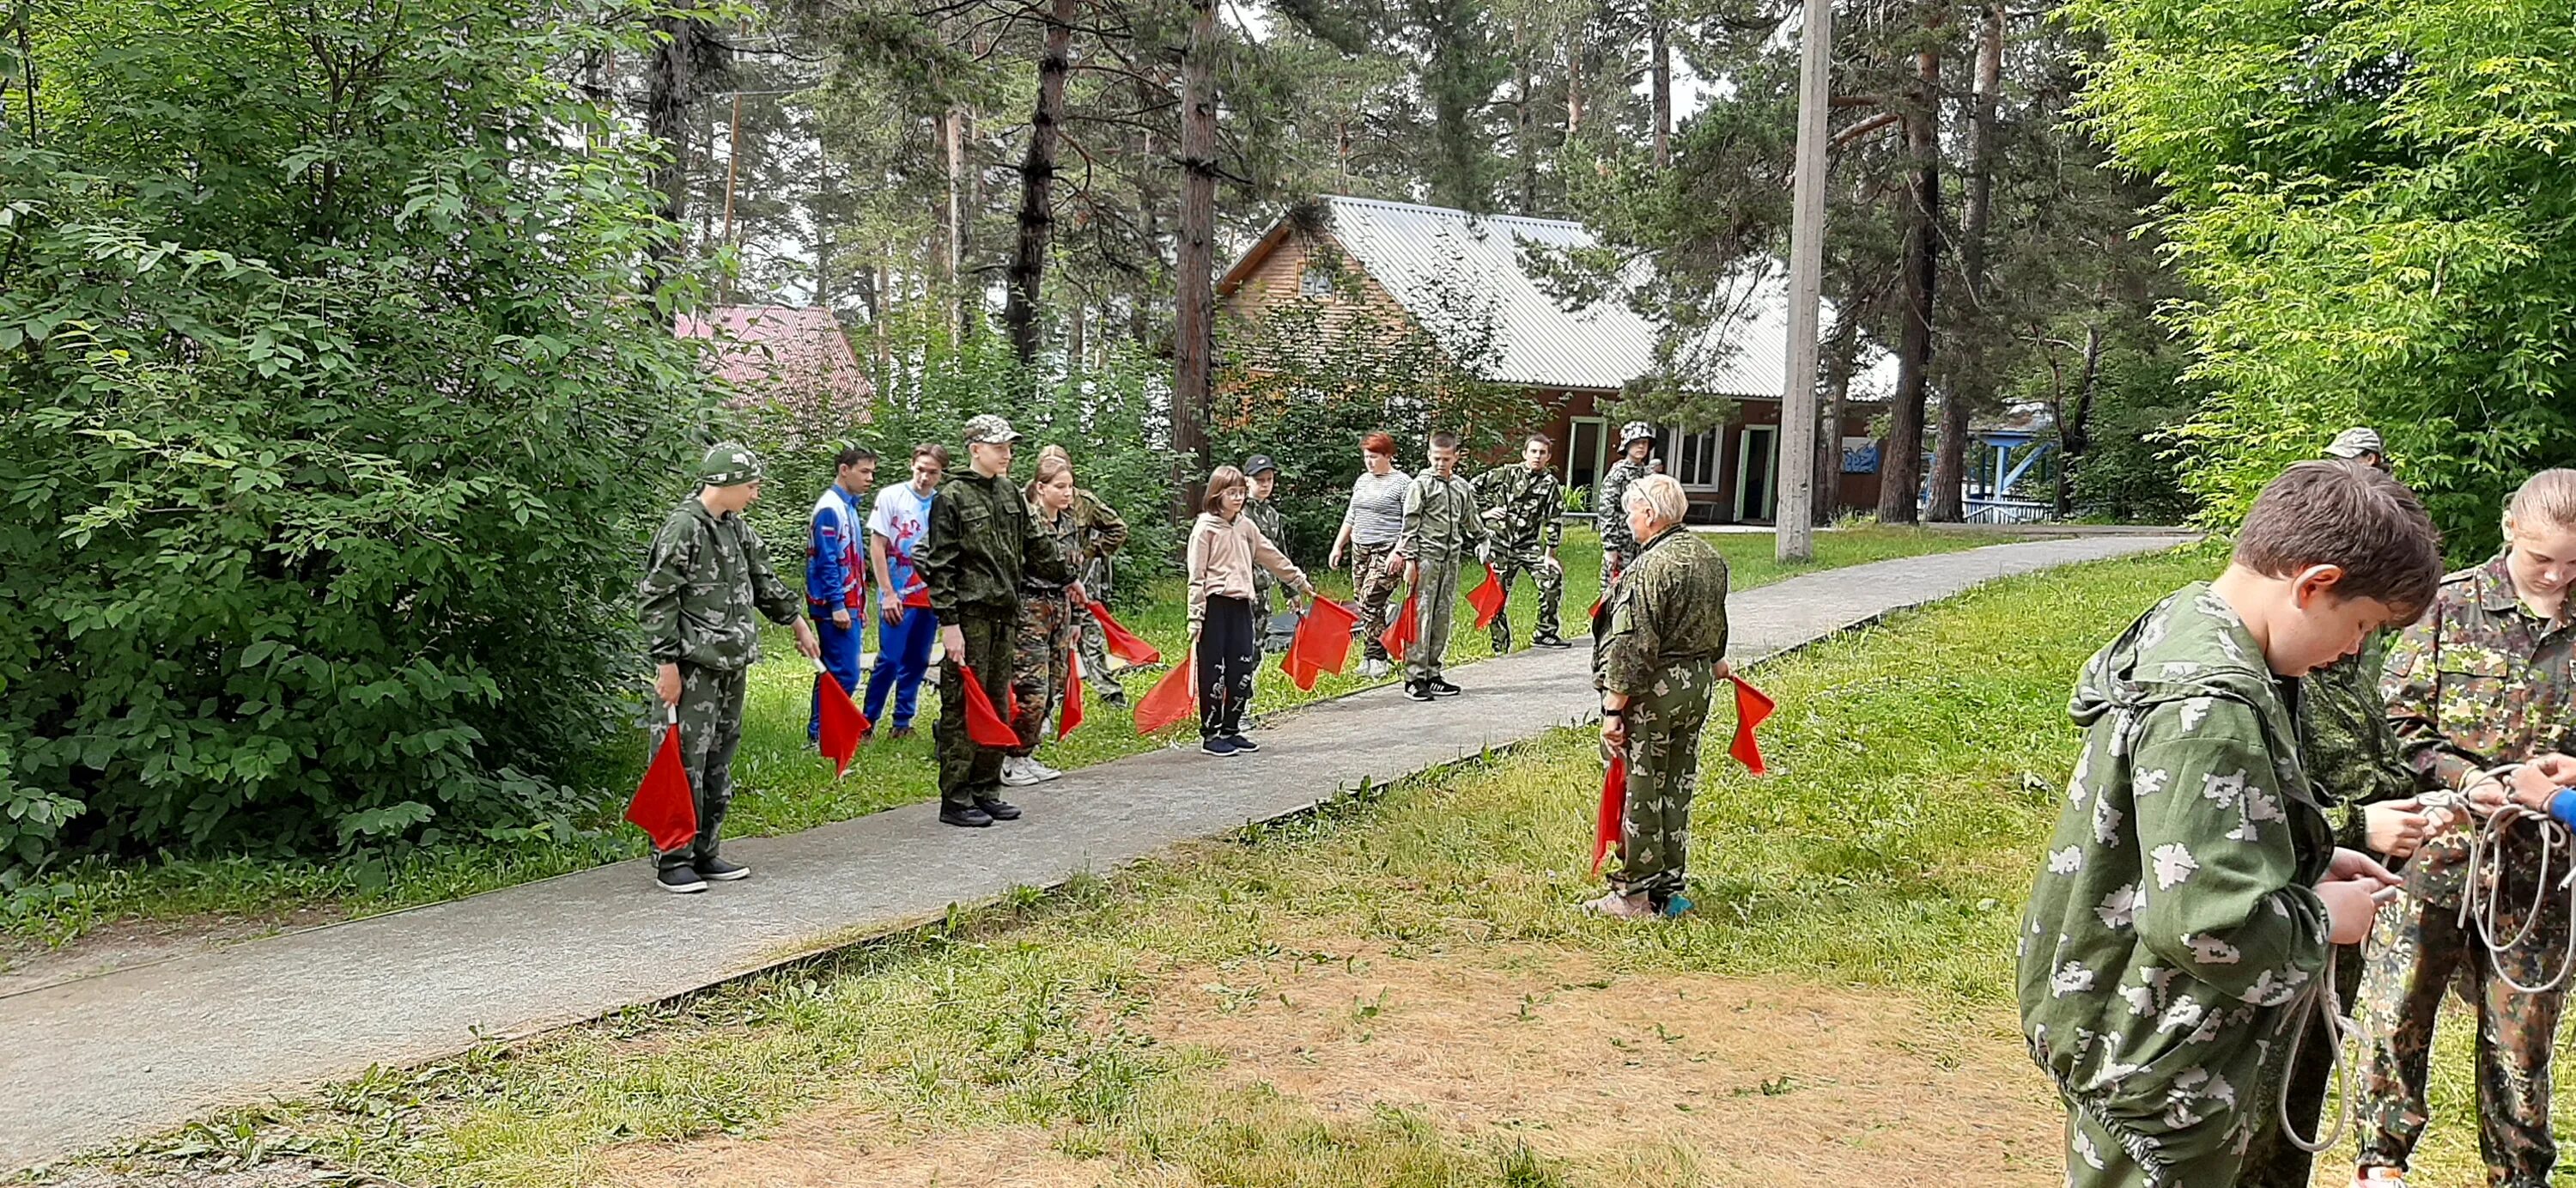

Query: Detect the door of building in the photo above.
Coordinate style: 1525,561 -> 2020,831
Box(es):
1735,424 -> 1778,523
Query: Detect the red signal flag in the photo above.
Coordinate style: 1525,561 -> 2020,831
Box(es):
626,707 -> 698,853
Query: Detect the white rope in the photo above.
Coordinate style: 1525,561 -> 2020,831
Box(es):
2279,944 -> 2358,1153
2448,765 -> 2576,995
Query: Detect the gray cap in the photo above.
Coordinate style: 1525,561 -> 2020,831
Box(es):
2324,427 -> 2385,460
697,442 -> 762,487
962,414 -> 1021,446
1244,454 -> 1279,477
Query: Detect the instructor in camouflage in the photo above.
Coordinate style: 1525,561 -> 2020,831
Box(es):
1473,433 -> 1570,652
921,416 -> 1076,828
1595,422 -> 1656,578
1243,456 -> 1297,655
1590,472 -> 1728,919
637,442 -> 821,894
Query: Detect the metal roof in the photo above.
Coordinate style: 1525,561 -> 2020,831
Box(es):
1303,195 -> 1893,399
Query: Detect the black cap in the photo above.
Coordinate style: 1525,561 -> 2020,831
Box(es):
1244,454 -> 1279,477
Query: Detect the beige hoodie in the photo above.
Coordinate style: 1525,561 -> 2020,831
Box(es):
1187,511 -> 1309,630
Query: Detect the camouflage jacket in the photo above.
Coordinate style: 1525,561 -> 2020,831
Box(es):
1595,459 -> 1650,560
1022,502 -> 1084,596
1396,471 -> 1487,564
1592,525 -> 1729,697
2018,584 -> 2333,1167
1244,496 -> 1286,594
1474,464 -> 1565,552
922,467 -> 1074,620
2384,552 -> 2576,906
1068,486 -> 1129,566
638,497 -> 803,671
2296,633 -> 2420,852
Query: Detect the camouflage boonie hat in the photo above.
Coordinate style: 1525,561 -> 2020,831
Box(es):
962,414 -> 1021,445
1619,421 -> 1656,450
698,442 -> 762,487
2324,426 -> 2385,460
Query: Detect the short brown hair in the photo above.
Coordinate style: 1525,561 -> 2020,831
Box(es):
1361,431 -> 1396,457
1430,430 -> 1461,451
2234,460 -> 2443,618
1203,466 -> 1248,514
912,442 -> 951,467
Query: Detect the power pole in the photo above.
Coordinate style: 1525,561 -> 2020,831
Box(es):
1777,0 -> 1832,562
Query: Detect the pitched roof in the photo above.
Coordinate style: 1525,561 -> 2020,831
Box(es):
1222,195 -> 1892,400
674,305 -> 872,408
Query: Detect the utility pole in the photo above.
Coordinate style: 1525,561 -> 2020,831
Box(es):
1776,0 -> 1832,563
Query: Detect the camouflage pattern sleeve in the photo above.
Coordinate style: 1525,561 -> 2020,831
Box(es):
1595,568 -> 1664,697
739,521 -> 802,625
1543,473 -> 1564,551
2381,613 -> 2480,791
1395,476 -> 1427,559
637,510 -> 700,664
1019,488 -> 1075,586
2126,698 -> 2331,1001
1085,490 -> 1129,557
1460,479 -> 1489,545
921,487 -> 964,622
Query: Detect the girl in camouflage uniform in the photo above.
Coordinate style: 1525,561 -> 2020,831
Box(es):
1328,432 -> 1410,680
1001,454 -> 1087,788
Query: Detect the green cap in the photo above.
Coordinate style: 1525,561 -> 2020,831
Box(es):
699,442 -> 763,488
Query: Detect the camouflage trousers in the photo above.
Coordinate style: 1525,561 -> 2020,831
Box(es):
1351,540 -> 1401,664
2235,941 -> 2366,1188
1405,557 -> 1461,684
1008,592 -> 1076,758
2356,868 -> 2572,1187
2061,1094 -> 2257,1188
652,661 -> 747,871
1607,656 -> 1713,904
1073,555 -> 1121,702
936,610 -> 1018,809
1485,543 -> 1563,651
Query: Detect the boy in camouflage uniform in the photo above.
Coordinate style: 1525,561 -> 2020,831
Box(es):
1590,472 -> 1728,919
921,416 -> 1074,828
1595,422 -> 1656,579
1473,433 -> 1570,652
637,443 -> 822,894
1036,444 -> 1132,705
1243,455 -> 1296,654
2355,467 -> 2576,1188
1391,431 -> 1487,701
2019,460 -> 2436,1188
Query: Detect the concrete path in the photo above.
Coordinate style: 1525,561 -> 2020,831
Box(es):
1,533 -> 2189,1172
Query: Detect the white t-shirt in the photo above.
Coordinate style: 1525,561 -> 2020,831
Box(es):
868,482 -> 938,608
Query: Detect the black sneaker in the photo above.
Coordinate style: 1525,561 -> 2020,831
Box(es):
1532,634 -> 1573,649
890,725 -> 916,740
1404,681 -> 1434,702
939,803 -> 994,827
694,856 -> 750,881
1202,735 -> 1240,756
975,795 -> 1024,821
1431,679 -> 1462,697
1224,734 -> 1261,753
656,865 -> 708,894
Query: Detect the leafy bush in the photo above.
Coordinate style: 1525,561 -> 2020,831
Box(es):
0,0 -> 715,868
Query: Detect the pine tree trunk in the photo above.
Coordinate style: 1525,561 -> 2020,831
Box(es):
1515,15 -> 1536,212
1172,0 -> 1218,515
1928,3 -> 2001,522
1877,37 -> 1941,526
643,6 -> 700,278
1564,19 -> 1586,136
1813,308 -> 1860,526
1649,10 -> 1672,168
1005,0 -> 1078,366
2054,323 -> 2102,517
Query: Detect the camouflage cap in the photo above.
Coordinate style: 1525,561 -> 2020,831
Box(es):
962,414 -> 1022,445
1619,421 -> 1657,450
2324,426 -> 2385,460
698,442 -> 763,488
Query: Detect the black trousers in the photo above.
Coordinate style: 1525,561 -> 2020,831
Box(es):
1197,594 -> 1257,739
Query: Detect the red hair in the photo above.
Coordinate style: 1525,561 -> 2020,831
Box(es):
1361,431 -> 1396,457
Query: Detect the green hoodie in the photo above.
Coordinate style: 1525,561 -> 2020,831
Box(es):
2017,582 -> 2335,1176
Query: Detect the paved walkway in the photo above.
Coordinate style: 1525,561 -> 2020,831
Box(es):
1,534 -> 2188,1171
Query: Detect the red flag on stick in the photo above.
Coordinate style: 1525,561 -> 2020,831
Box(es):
1134,646 -> 1198,734
1379,592 -> 1419,661
1467,563 -> 1507,631
1281,598 -> 1359,691
957,665 -> 1023,748
1591,753 -> 1627,876
627,706 -> 698,853
1058,655 -> 1086,740
1086,600 -> 1162,666
1728,674 -> 1775,775
814,663 -> 870,778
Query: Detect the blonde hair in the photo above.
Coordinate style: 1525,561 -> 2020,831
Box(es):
1038,443 -> 1071,465
2506,469 -> 2576,534
1025,454 -> 1074,505
1623,473 -> 1690,526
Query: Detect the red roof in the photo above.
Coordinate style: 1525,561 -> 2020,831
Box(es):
674,306 -> 872,415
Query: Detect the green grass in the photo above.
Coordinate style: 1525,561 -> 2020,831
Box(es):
45,544 -> 2206,1188
2,524 -> 2008,955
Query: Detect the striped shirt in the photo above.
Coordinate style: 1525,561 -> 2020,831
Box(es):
1340,468 -> 1412,547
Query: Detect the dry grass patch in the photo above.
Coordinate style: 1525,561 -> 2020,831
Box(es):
605,1115 -> 1145,1188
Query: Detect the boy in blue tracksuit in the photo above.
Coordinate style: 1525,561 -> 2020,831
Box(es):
806,445 -> 876,740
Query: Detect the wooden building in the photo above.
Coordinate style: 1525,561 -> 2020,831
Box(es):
1218,196 -> 1892,523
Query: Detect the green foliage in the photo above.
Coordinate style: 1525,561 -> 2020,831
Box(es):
2069,0 -> 2576,555
2068,351 -> 2204,527
0,0 -> 716,868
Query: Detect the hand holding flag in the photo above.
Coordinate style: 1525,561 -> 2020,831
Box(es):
1281,598 -> 1359,691
1379,592 -> 1419,661
957,665 -> 1023,748
627,704 -> 698,853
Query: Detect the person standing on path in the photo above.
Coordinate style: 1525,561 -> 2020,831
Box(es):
2018,460 -> 2434,1188
1327,431 -> 1410,680
1243,455 -> 1296,655
1188,466 -> 1315,757
2354,468 -> 2576,1188
863,443 -> 946,740
638,442 -> 822,893
1473,433 -> 1570,654
1036,443 -> 1132,705
805,445 -> 877,742
921,416 -> 1072,827
1589,473 -> 1728,920
1001,453 -> 1089,789
1596,422 -> 1656,580
1390,430 -> 1487,702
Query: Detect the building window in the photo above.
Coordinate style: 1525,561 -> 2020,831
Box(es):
1299,265 -> 1332,300
1565,417 -> 1607,496
1662,424 -> 1722,490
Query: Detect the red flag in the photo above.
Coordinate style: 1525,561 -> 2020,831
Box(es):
957,665 -> 1023,748
1589,595 -> 1604,621
1087,600 -> 1162,667
815,667 -> 870,778
1058,655 -> 1086,740
1379,592 -> 1419,661
1134,646 -> 1198,734
1728,674 -> 1776,775
1281,598 -> 1359,691
1467,563 -> 1507,631
627,709 -> 698,853
1591,752 -> 1626,876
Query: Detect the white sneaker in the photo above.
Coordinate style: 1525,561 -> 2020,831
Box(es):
999,757 -> 1046,787
2354,1171 -> 2407,1188
1029,757 -> 1065,782
1360,659 -> 1389,679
